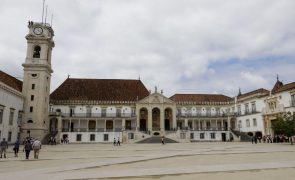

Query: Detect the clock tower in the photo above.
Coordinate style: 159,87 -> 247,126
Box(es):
21,21 -> 55,141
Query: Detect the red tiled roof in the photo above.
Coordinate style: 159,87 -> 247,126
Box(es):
50,78 -> 149,102
237,88 -> 269,100
274,81 -> 295,93
0,70 -> 22,92
170,94 -> 233,103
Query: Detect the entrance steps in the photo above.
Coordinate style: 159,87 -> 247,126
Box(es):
136,136 -> 178,143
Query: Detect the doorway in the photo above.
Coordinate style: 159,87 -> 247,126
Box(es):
140,119 -> 147,131
222,133 -> 226,142
165,119 -> 170,130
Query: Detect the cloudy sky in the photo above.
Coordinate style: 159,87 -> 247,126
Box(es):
1,0 -> 295,97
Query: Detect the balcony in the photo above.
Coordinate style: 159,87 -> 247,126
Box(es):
61,113 -> 136,118
61,127 -> 125,132
176,113 -> 227,118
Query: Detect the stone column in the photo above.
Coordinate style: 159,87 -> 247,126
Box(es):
122,118 -> 125,131
215,120 -> 217,130
136,108 -> 140,131
78,119 -> 81,132
104,120 -> 106,132
184,118 -> 188,128
87,119 -> 89,132
227,116 -> 231,130
160,108 -> 165,132
172,107 -> 177,129
69,119 -> 72,132
148,107 -> 152,132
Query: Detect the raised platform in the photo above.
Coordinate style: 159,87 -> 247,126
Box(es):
136,136 -> 178,143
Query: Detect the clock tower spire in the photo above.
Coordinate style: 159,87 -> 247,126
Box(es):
21,21 -> 55,141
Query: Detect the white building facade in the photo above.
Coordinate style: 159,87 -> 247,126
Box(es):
0,71 -> 24,143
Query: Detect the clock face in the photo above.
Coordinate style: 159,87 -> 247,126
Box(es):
33,27 -> 43,35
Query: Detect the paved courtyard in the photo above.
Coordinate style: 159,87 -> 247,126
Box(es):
0,142 -> 295,180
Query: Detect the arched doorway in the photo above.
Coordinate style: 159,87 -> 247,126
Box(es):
106,120 -> 113,131
165,108 -> 172,131
140,108 -> 148,131
88,120 -> 96,131
152,108 -> 160,131
50,118 -> 58,132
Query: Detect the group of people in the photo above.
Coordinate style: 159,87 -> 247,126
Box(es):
113,138 -> 121,146
0,137 -> 42,159
262,135 -> 291,143
49,136 -> 57,145
23,138 -> 42,159
60,137 -> 69,144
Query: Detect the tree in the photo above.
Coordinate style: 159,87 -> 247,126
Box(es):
272,112 -> 295,145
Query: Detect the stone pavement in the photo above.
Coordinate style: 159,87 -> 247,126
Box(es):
0,142 -> 295,180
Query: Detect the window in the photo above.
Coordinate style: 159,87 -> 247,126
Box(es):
33,45 -> 41,58
253,118 -> 257,127
251,102 -> 256,113
200,133 -> 205,139
245,104 -> 249,114
291,95 -> 295,107
8,132 -> 12,142
32,84 -> 35,89
180,133 -> 186,139
190,133 -> 194,139
210,133 -> 215,139
90,134 -> 95,141
103,134 -> 109,141
238,120 -> 242,128
197,108 -> 202,116
86,106 -> 92,117
206,108 -> 211,116
31,95 -> 34,101
9,109 -> 14,125
76,134 -> 82,141
30,106 -> 33,112
246,119 -> 250,127
17,111 -> 22,125
70,107 -> 75,117
128,133 -> 134,139
0,106 -> 4,124
238,105 -> 241,115
27,119 -> 33,123
131,108 -> 136,116
101,108 -> 106,117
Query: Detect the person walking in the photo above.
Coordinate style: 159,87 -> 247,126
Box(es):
23,140 -> 32,159
113,138 -> 116,146
32,139 -> 42,159
13,139 -> 20,157
0,138 -> 9,158
161,136 -> 165,145
116,138 -> 121,146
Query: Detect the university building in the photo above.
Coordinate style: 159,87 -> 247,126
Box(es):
0,21 -> 295,143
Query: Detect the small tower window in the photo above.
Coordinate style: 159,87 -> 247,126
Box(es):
27,120 -> 33,123
33,45 -> 41,58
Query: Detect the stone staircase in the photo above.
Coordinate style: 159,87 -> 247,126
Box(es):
231,130 -> 252,142
136,136 -> 178,143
